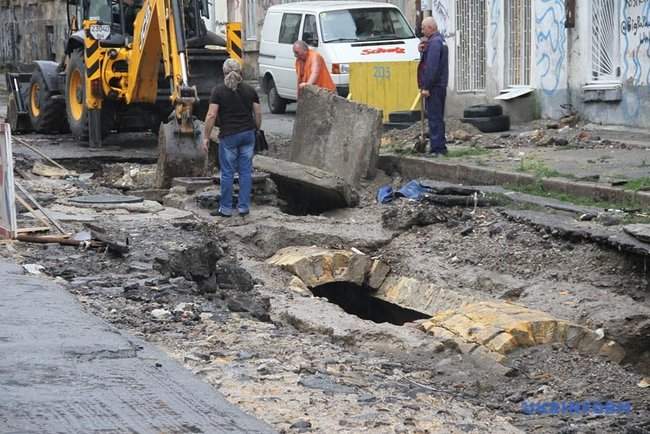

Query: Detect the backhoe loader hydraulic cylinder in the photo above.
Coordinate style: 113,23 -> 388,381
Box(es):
171,0 -> 189,85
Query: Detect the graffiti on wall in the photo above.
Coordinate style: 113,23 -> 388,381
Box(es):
622,0 -> 650,86
488,0 -> 500,66
535,0 -> 566,95
431,0 -> 451,37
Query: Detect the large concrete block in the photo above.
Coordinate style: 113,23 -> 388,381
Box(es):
291,86 -> 383,187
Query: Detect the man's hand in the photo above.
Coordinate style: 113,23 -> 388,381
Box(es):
421,89 -> 430,97
200,138 -> 209,154
298,82 -> 308,89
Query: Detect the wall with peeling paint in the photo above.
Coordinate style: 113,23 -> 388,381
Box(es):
0,0 -> 68,69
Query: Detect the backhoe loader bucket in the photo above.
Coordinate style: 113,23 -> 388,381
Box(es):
155,118 -> 207,189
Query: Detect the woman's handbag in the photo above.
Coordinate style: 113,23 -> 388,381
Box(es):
255,129 -> 269,153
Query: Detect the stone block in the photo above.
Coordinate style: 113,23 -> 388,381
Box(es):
367,260 -> 390,289
267,246 -> 371,288
291,85 -> 383,187
422,301 -> 625,363
288,276 -> 310,296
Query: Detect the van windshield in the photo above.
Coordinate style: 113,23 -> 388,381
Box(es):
320,8 -> 415,43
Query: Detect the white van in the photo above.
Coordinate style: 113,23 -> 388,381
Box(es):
258,1 -> 420,113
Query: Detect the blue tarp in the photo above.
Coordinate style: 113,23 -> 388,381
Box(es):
377,181 -> 434,204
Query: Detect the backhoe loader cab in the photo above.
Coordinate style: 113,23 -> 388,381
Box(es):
6,0 -> 231,187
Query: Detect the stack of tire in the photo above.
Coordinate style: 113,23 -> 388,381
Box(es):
461,104 -> 510,133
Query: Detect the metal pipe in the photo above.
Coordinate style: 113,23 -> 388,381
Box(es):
179,52 -> 189,86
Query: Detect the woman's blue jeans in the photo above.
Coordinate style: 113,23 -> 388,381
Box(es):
219,129 -> 255,215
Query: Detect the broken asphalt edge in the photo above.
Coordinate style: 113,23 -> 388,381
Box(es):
378,154 -> 650,208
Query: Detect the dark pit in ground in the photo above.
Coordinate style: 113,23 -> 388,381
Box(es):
311,282 -> 430,325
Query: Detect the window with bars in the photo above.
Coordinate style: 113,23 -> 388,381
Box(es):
455,0 -> 486,92
505,0 -> 531,87
591,0 -> 620,82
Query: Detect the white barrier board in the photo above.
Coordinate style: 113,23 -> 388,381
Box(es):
0,124 -> 17,239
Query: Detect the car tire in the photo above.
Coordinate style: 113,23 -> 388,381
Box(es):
461,115 -> 510,133
267,79 -> 287,114
463,104 -> 503,118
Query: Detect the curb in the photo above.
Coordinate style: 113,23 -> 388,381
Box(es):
378,154 -> 650,208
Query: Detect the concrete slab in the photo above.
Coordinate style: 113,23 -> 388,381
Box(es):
254,155 -> 359,211
0,261 -> 274,433
291,86 -> 382,187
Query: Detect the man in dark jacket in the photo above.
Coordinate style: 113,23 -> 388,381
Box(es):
419,17 -> 449,156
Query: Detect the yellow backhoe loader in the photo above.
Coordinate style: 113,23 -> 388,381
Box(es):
6,0 -> 240,187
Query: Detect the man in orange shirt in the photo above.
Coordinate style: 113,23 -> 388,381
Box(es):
293,40 -> 336,95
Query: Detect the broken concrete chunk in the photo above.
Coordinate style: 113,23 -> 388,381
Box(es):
151,308 -> 172,321
32,161 -> 73,178
623,224 -> 650,243
254,155 -> 359,211
291,85 -> 382,187
153,241 -> 224,292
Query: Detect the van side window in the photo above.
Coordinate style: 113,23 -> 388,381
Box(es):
302,15 -> 318,47
278,13 -> 302,44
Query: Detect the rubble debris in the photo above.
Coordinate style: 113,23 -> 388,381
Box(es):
84,224 -> 129,256
151,308 -> 173,321
32,161 -> 73,178
291,85 -> 382,186
153,241 -> 224,292
503,209 -> 650,256
15,180 -> 65,234
22,264 -> 45,275
103,164 -> 156,190
381,202 -> 450,231
13,136 -> 68,171
449,129 -> 473,142
254,155 -> 359,213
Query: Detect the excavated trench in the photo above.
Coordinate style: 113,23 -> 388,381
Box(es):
311,282 -> 429,326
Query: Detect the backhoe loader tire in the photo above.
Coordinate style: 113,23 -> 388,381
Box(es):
28,68 -> 67,133
66,50 -> 89,140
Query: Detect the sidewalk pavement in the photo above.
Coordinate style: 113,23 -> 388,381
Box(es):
0,261 -> 275,434
381,121 -> 650,208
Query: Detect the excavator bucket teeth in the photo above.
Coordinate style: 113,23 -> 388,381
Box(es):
155,118 -> 207,189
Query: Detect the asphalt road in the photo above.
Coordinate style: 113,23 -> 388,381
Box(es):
258,94 -> 296,138
0,261 -> 275,434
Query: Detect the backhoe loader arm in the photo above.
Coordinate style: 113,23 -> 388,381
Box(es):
127,0 -> 196,128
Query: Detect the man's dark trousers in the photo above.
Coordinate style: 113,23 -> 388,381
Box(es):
426,86 -> 447,154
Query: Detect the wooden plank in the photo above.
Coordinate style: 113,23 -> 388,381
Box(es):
17,227 -> 51,234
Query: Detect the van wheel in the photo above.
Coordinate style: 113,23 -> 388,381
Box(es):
267,79 -> 287,114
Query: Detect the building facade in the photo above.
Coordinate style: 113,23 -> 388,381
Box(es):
426,0 -> 650,128
0,0 -> 68,69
